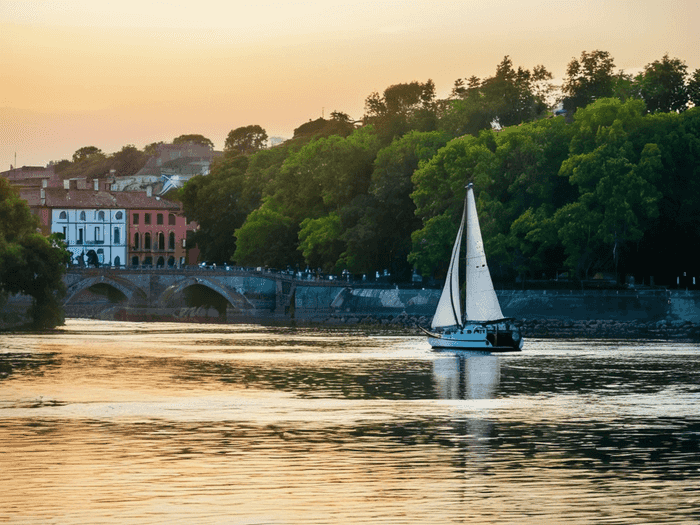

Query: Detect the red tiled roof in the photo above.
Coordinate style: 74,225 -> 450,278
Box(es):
42,188 -> 181,210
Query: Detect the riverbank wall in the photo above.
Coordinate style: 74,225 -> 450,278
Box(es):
288,287 -> 700,340
99,287 -> 700,340
5,285 -> 700,340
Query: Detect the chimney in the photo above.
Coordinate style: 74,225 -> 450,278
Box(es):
146,186 -> 152,197
63,179 -> 70,190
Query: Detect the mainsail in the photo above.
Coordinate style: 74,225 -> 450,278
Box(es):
464,185 -> 503,322
431,198 -> 466,329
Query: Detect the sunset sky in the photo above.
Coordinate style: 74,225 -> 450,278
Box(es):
2,0 -> 699,168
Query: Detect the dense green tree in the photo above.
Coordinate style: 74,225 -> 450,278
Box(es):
111,144 -> 148,177
0,178 -> 70,328
233,198 -> 302,268
363,80 -> 437,142
686,69 -> 700,107
72,146 -> 103,163
173,134 -> 214,149
637,54 -> 689,113
441,58 -> 553,138
298,212 -> 344,272
179,155 -> 250,263
339,130 -> 450,277
480,56 -> 553,127
224,125 -> 268,155
562,50 -> 616,114
557,98 -> 663,279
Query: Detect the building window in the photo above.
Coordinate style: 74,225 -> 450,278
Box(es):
59,211 -> 67,220
95,226 -> 100,241
116,211 -> 123,220
145,213 -> 151,225
114,256 -> 121,267
62,226 -> 67,239
114,227 -> 120,244
169,232 -> 175,250
169,213 -> 176,225
158,232 -> 165,250
98,211 -> 105,221
144,232 -> 151,250
134,232 -> 140,250
131,256 -> 139,266
157,213 -> 163,225
78,228 -> 83,244
133,213 -> 139,225
168,256 -> 175,267
80,211 -> 86,221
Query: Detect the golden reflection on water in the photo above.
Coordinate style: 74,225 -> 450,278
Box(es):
1,320 -> 699,524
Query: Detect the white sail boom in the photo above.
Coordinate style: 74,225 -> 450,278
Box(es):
431,201 -> 466,329
465,186 -> 504,322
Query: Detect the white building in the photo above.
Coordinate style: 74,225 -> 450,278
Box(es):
51,208 -> 127,267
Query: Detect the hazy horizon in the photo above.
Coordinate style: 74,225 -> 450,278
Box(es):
2,0 -> 699,168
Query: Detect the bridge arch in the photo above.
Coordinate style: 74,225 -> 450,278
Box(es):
157,276 -> 255,313
63,274 -> 148,306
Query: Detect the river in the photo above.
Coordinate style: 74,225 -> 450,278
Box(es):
1,319 -> 699,524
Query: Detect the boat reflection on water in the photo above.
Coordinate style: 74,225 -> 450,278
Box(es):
432,351 -> 500,400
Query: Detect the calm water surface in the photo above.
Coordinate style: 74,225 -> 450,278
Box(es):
1,319 -> 699,524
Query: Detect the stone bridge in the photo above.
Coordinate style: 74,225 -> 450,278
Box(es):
62,267 -> 441,321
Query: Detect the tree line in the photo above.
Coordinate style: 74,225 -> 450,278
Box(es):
179,50 -> 700,286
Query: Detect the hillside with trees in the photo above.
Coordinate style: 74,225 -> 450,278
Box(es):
50,50 -> 700,287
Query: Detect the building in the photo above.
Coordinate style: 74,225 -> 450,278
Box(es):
127,200 -> 194,268
4,172 -> 199,267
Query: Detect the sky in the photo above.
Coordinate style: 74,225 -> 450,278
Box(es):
2,0 -> 699,168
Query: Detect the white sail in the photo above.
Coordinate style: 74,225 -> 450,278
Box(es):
464,186 -> 504,321
431,200 -> 466,329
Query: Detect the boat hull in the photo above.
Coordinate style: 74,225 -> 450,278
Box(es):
425,325 -> 523,352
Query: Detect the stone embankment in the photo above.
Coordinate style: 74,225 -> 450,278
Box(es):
294,312 -> 700,340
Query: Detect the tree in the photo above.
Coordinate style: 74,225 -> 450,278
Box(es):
686,69 -> 700,107
557,98 -> 663,279
480,56 -> 553,127
298,213 -> 344,272
233,198 -> 302,268
111,144 -> 148,177
224,125 -> 268,155
363,80 -> 437,142
637,54 -> 689,113
179,155 -> 250,263
339,130 -> 450,277
562,50 -> 616,114
173,134 -> 214,149
0,178 -> 70,328
72,146 -> 102,163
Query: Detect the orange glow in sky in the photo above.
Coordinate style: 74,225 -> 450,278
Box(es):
2,0 -> 699,167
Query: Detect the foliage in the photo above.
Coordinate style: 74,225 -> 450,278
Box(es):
562,50 -> 616,114
224,125 -> 268,155
0,178 -> 70,328
363,80 -> 438,142
173,134 -> 214,149
233,198 -> 302,268
298,213 -> 344,272
441,57 -> 554,137
637,54 -> 689,113
179,155 -> 250,263
174,50 -> 700,286
72,146 -> 103,163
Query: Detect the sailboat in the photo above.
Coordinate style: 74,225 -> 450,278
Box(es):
423,183 -> 523,352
